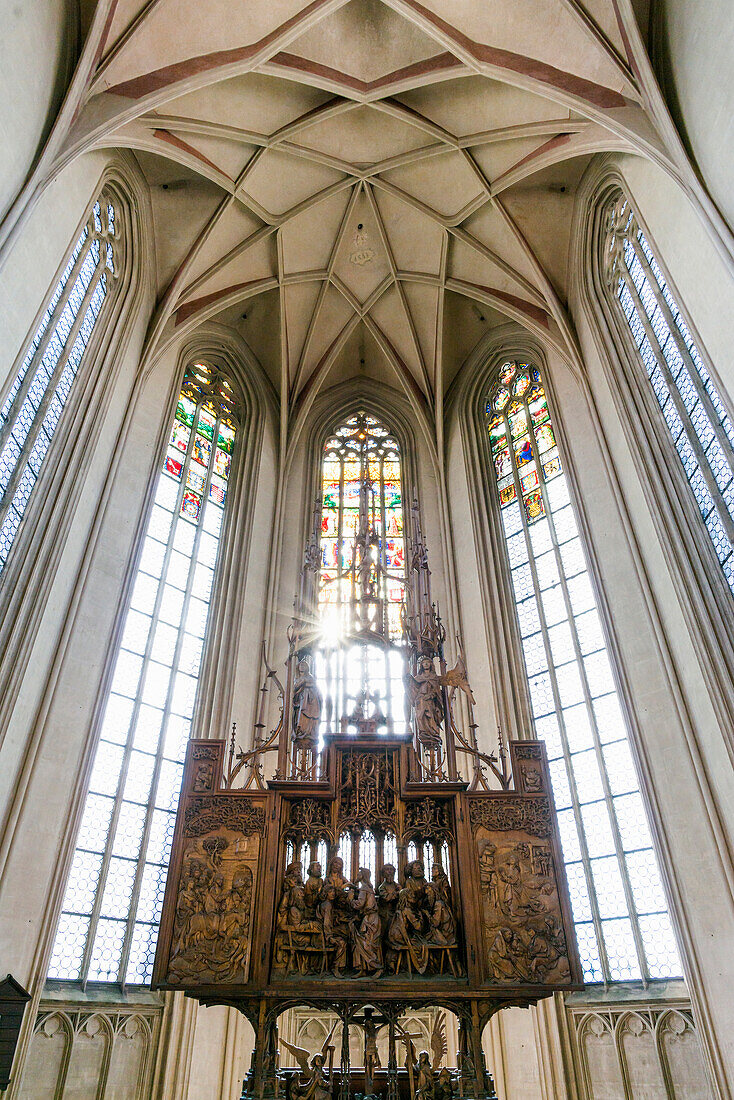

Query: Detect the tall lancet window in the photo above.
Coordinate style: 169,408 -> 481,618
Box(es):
487,361 -> 681,984
0,194 -> 119,573
312,412 -> 406,738
48,361 -> 241,986
604,192 -> 734,592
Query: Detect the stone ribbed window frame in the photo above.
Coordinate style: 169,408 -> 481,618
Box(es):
0,189 -> 123,577
601,190 -> 734,597
483,358 -> 681,986
46,358 -> 246,987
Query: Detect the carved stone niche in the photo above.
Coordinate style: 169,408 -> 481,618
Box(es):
0,974 -> 31,1089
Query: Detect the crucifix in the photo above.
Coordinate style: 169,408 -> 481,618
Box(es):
351,1006 -> 390,1098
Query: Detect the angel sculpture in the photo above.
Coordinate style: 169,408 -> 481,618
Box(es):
404,651 -> 477,751
442,649 -> 475,706
280,1022 -> 337,1100
430,1011 -> 447,1070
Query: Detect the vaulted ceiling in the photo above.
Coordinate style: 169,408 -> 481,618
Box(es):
61,0 -> 675,435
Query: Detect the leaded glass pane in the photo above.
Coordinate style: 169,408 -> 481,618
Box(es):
486,360 -> 680,983
49,361 -> 241,984
314,411 -> 407,739
0,197 -> 118,573
605,192 -> 734,593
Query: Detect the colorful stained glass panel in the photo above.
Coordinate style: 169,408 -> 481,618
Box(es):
170,422 -> 189,454
495,448 -> 512,479
514,436 -> 534,467
535,423 -> 556,454
165,455 -> 182,480
192,435 -> 211,467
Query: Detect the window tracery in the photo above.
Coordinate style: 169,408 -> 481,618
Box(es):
603,191 -> 734,593
486,360 -> 681,984
48,360 -> 241,985
312,411 -> 407,738
0,194 -> 119,574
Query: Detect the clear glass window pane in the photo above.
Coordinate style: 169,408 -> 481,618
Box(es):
48,361 -> 240,984
486,360 -> 680,983
606,192 -> 734,592
0,199 -> 117,573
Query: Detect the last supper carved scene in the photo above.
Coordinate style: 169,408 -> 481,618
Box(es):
152,413 -> 582,1099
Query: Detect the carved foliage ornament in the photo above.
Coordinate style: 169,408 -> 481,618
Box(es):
285,798 -> 332,840
403,798 -> 453,841
184,797 -> 266,838
338,751 -> 396,833
469,797 -> 551,839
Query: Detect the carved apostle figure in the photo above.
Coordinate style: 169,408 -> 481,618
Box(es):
376,863 -> 399,936
321,855 -> 353,975
350,867 -> 383,976
386,860 -> 429,974
303,860 -> 324,915
292,657 -> 323,753
404,655 -> 444,750
424,883 -> 457,947
274,860 -> 308,965
431,864 -> 452,909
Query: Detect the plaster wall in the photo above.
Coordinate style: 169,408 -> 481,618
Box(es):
187,1004 -> 253,1100
0,0 -> 74,224
654,0 -> 734,232
445,406 -> 501,750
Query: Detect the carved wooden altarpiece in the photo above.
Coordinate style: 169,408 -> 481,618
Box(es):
153,734 -> 581,1100
153,468 -> 582,1100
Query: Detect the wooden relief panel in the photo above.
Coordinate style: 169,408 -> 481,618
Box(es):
153,744 -> 266,989
468,743 -> 579,987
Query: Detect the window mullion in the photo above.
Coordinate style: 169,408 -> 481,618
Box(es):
508,413 -> 612,983
626,236 -> 734,467
534,430 -> 649,984
0,263 -> 107,527
619,268 -> 734,547
78,406 -> 198,983
116,409 -> 219,983
338,452 -> 345,638
0,233 -> 98,456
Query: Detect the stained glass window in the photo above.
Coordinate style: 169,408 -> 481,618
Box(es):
604,192 -> 734,593
314,411 -> 406,736
48,361 -> 241,985
0,194 -> 118,574
487,360 -> 681,984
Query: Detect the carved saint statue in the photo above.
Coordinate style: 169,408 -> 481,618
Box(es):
404,655 -> 445,750
376,863 -> 399,936
350,867 -> 383,977
292,657 -> 322,753
321,855 -> 353,976
386,859 -> 429,974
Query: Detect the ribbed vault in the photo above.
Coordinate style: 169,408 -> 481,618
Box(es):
54,0 -> 675,440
